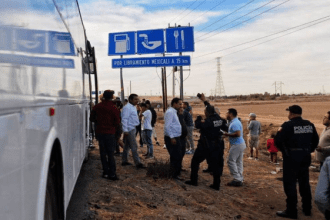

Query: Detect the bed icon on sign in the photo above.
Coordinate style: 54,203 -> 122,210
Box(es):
114,34 -> 130,53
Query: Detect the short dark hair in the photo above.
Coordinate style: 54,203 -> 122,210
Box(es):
129,94 -> 138,101
228,108 -> 238,117
183,102 -> 189,107
145,100 -> 151,105
140,103 -> 147,108
171,98 -> 182,106
124,99 -> 128,102
103,90 -> 114,100
205,105 -> 215,115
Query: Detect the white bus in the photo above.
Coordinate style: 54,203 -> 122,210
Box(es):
0,0 -> 97,219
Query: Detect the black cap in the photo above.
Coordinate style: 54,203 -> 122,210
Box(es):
286,105 -> 302,114
103,90 -> 114,99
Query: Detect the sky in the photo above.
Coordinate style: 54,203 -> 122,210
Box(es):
79,0 -> 330,97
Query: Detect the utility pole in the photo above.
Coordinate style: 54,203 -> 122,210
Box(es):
272,81 -> 284,96
215,57 -> 226,98
172,70 -> 175,97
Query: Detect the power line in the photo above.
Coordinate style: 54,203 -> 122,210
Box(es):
196,0 -> 255,32
169,0 -> 199,24
196,0 -> 277,40
189,0 -> 227,24
195,13 -> 330,59
193,15 -> 330,65
177,0 -> 207,23
196,0 -> 290,42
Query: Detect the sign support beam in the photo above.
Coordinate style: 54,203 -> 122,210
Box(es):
120,55 -> 125,104
179,52 -> 183,101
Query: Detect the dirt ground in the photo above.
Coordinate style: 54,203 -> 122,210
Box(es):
67,100 -> 327,220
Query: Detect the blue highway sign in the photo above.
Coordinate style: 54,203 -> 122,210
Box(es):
166,27 -> 194,53
108,31 -> 136,56
137,29 -> 165,54
49,31 -> 75,56
112,56 -> 191,68
0,27 -> 75,56
16,28 -> 47,54
0,54 -> 75,68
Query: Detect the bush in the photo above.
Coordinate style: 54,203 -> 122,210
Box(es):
146,159 -> 173,179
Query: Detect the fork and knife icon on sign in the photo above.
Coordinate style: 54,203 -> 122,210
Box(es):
174,30 -> 185,50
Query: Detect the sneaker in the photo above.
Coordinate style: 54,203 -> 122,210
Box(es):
163,145 -> 167,149
185,180 -> 198,186
185,150 -> 192,155
248,157 -> 254,160
143,153 -> 149,157
209,184 -> 220,191
109,175 -> 119,181
227,180 -> 243,187
102,174 -> 109,179
276,210 -> 297,219
146,156 -> 154,159
136,163 -> 146,169
190,149 -> 195,154
203,168 -> 212,173
255,158 -> 259,161
275,162 -> 279,165
121,162 -> 133,166
156,141 -> 160,146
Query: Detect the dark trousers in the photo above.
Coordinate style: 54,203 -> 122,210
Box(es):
283,152 -> 312,213
190,140 -> 224,184
180,138 -> 187,169
135,125 -> 143,146
165,136 -> 182,178
97,134 -> 116,177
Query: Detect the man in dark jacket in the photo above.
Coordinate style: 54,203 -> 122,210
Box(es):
178,105 -> 188,173
91,90 -> 121,180
183,102 -> 194,154
185,100 -> 228,190
275,105 -> 319,219
146,100 -> 160,146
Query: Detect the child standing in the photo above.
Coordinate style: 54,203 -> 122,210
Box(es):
267,134 -> 279,164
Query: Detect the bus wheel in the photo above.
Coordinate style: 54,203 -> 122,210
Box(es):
44,171 -> 59,220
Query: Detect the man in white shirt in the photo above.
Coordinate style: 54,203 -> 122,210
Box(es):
164,98 -> 182,179
140,103 -> 154,158
121,94 -> 144,169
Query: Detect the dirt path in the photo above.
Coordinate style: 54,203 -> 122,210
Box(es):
66,120 -> 324,220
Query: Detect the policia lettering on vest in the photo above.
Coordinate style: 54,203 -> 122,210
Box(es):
185,94 -> 228,191
274,105 -> 319,219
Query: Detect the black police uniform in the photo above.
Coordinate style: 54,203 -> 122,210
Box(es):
188,113 -> 228,189
178,112 -> 188,173
275,117 -> 319,216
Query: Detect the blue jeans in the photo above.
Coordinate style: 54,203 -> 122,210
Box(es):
97,134 -> 116,177
142,129 -> 153,156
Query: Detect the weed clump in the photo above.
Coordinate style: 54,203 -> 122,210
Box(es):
146,159 -> 173,179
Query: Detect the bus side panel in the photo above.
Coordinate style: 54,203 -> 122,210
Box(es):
0,113 -> 23,220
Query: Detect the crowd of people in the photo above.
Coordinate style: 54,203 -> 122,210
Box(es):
91,90 -> 330,220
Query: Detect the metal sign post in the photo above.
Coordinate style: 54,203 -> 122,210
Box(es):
179,52 -> 183,100
120,55 -> 125,104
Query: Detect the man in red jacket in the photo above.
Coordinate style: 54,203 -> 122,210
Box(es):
91,90 -> 120,180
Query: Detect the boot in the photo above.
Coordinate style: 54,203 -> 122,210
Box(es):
276,210 -> 297,219
209,175 -> 220,190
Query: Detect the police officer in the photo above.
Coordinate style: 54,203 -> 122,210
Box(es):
185,96 -> 228,190
275,105 -> 319,219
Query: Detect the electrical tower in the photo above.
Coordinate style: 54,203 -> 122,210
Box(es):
272,81 -> 284,95
215,57 -> 226,98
